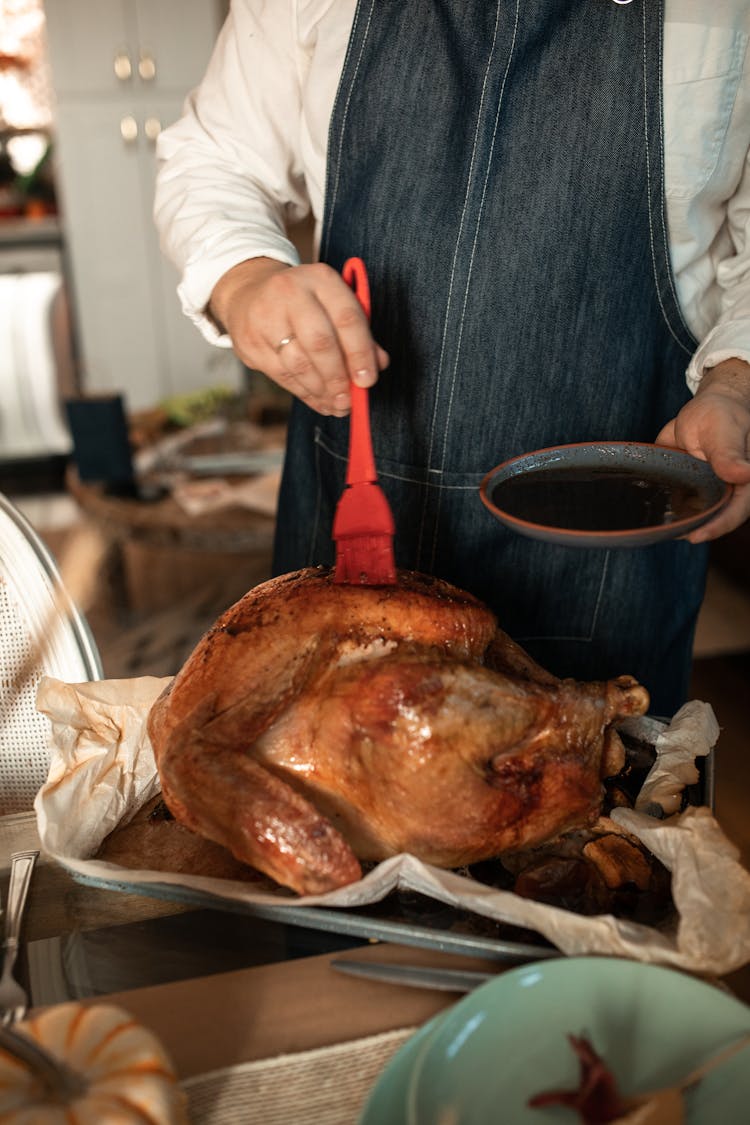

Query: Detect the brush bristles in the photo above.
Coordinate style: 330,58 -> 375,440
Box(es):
334,536 -> 396,585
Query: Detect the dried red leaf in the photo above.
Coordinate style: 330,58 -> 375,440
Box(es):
528,1035 -> 629,1124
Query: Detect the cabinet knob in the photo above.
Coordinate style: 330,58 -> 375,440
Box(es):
120,115 -> 139,143
144,117 -> 162,143
113,51 -> 132,81
138,52 -> 157,81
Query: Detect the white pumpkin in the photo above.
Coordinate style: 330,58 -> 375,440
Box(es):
0,1002 -> 188,1123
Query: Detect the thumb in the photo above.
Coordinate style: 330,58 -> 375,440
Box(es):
706,445 -> 750,483
654,419 -> 677,448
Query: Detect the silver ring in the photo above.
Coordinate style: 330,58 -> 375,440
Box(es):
275,334 -> 296,352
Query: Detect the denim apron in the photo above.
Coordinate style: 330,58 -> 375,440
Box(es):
273,0 -> 709,716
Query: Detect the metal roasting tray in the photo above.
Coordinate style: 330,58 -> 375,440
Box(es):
67,870 -> 559,963
65,734 -> 714,965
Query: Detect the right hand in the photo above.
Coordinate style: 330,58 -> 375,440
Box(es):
655,357 -> 750,543
209,257 -> 390,416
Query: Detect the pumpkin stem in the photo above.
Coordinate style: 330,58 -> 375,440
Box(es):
0,1024 -> 88,1101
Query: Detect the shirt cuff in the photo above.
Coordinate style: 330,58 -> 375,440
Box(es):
686,319 -> 750,393
177,240 -> 301,346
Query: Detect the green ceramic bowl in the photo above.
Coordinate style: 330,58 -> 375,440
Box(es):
360,956 -> 750,1124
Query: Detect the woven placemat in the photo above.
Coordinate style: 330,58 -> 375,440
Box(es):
181,1026 -> 417,1125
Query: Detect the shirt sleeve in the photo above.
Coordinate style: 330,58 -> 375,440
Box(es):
153,1 -> 311,345
685,156 -> 750,393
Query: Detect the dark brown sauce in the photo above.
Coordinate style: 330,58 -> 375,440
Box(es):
491,467 -> 707,531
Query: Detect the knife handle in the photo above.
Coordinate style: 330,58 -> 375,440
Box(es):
3,851 -> 39,964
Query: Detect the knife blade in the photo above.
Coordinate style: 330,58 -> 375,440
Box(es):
330,959 -> 495,992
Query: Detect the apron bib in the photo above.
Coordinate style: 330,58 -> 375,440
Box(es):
274,0 -> 708,715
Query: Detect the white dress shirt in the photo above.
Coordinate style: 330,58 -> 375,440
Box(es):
154,0 -> 750,392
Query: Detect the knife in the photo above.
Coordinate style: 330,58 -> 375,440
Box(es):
330,959 -> 496,993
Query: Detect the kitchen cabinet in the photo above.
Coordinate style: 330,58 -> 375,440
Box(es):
43,0 -> 238,410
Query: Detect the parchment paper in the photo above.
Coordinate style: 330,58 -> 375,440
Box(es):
34,676 -> 750,976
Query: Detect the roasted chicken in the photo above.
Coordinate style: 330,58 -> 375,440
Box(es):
147,567 -> 649,895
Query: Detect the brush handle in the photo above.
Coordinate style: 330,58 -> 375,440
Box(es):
342,257 -> 377,485
342,256 -> 371,319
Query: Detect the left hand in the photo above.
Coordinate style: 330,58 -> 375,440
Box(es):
655,357 -> 750,543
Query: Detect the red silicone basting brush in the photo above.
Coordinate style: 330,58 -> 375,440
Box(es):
332,257 -> 397,585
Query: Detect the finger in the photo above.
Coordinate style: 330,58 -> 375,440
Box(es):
703,433 -> 750,484
314,274 -> 384,388
654,420 -> 677,448
273,363 -> 351,418
684,482 -> 750,544
271,341 -> 328,401
227,262 -> 387,414
266,336 -> 340,410
655,415 -> 712,461
274,288 -> 354,403
666,399 -> 750,480
292,382 -> 352,418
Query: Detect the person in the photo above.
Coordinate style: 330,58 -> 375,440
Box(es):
154,0 -> 750,717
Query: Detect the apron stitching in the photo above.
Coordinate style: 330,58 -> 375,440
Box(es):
320,0 -> 375,263
587,548 -> 610,641
438,0 -> 520,470
391,478 -> 478,489
421,2 -> 503,458
517,634 -> 594,644
424,0 -> 513,570
641,0 -> 694,356
315,430 -> 481,488
309,426 -> 325,566
420,4 -> 503,484
517,553 -> 610,645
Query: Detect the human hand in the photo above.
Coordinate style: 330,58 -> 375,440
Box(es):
209,257 -> 390,416
655,358 -> 750,543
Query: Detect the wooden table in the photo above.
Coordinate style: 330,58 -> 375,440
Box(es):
0,810 -> 502,1115
3,810 -> 750,1122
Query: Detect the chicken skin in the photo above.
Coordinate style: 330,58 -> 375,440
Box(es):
147,568 -> 649,894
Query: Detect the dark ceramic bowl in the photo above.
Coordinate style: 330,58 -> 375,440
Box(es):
479,441 -> 732,548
